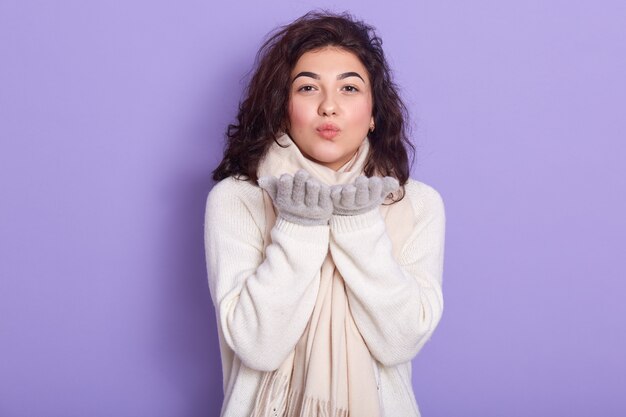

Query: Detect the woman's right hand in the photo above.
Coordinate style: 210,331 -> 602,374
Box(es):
258,169 -> 333,226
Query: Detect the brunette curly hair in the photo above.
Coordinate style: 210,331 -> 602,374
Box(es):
212,10 -> 414,184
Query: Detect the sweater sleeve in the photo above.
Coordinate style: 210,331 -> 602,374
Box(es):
204,178 -> 330,371
328,180 -> 446,366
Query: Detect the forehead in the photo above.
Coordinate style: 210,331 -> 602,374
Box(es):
291,47 -> 369,81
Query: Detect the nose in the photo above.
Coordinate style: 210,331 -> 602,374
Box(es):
318,93 -> 338,117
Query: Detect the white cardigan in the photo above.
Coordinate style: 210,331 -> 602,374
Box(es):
204,176 -> 446,417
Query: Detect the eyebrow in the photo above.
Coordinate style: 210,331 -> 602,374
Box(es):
292,71 -> 365,82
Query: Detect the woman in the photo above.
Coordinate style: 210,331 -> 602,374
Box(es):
205,10 -> 446,417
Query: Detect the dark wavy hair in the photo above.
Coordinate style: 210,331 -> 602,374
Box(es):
212,10 -> 414,185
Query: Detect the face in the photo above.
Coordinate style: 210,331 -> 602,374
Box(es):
287,46 -> 374,171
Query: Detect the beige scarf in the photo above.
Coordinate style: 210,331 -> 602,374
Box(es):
251,133 -> 413,417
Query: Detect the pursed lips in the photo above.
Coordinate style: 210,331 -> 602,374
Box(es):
316,123 -> 340,139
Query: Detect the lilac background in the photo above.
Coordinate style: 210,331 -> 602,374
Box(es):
1,0 -> 625,416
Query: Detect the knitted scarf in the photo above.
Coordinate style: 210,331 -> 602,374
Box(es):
251,133 -> 412,417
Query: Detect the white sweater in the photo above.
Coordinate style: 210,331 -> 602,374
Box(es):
204,176 -> 446,417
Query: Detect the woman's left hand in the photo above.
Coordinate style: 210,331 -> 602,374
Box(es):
330,175 -> 399,216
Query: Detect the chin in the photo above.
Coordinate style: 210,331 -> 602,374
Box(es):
308,149 -> 341,162
311,152 -> 349,169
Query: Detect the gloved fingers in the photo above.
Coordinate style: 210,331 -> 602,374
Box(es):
341,184 -> 357,207
319,184 -> 333,212
277,173 -> 294,203
330,184 -> 343,206
258,176 -> 278,201
354,176 -> 370,206
366,177 -> 383,202
304,178 -> 321,207
381,176 -> 400,197
291,169 -> 309,203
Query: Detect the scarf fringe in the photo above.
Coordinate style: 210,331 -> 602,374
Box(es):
250,371 -> 291,417
287,393 -> 349,417
251,371 -> 350,417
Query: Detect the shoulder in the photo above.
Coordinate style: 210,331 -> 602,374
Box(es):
207,176 -> 261,203
395,179 -> 446,268
207,177 -> 263,204
205,176 -> 266,228
403,178 -> 446,222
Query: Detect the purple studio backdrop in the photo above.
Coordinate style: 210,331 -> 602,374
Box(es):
1,0 -> 625,416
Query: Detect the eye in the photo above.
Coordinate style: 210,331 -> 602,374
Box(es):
297,85 -> 317,92
342,85 -> 359,93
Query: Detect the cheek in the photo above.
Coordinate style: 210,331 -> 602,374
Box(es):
288,98 -> 311,130
351,99 -> 374,125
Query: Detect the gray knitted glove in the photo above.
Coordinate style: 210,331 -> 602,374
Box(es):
330,175 -> 400,216
258,169 -> 333,226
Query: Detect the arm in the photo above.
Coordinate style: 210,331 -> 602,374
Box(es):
328,181 -> 446,366
204,179 -> 330,371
